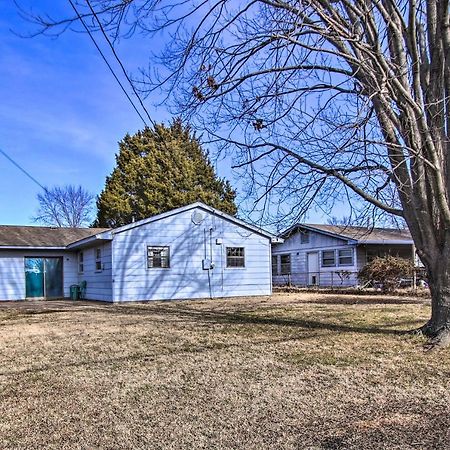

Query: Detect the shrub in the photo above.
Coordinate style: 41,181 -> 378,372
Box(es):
358,256 -> 414,292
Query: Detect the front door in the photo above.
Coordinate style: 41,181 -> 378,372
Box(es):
25,257 -> 63,299
307,252 -> 319,285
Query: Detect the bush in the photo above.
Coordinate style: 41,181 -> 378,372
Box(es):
358,256 -> 414,292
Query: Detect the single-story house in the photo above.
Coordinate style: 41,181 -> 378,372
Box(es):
0,202 -> 278,302
272,223 -> 416,287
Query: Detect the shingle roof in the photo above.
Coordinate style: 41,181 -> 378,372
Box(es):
284,223 -> 412,243
0,225 -> 110,248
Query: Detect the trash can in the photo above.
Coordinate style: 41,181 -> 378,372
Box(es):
70,284 -> 80,300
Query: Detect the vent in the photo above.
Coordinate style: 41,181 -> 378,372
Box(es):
191,211 -> 204,225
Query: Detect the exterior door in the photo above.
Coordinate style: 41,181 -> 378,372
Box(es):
307,252 -> 319,285
25,258 -> 44,298
25,257 -> 63,299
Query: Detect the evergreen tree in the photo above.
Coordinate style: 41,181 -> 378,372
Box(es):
94,119 -> 237,227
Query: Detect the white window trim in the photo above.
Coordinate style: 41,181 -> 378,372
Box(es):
338,248 -> 354,266
147,245 -> 171,269
280,253 -> 291,275
272,254 -> 279,276
321,250 -> 336,268
225,247 -> 246,269
95,247 -> 102,272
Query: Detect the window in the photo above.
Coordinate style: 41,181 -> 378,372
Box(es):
322,250 -> 336,267
338,249 -> 353,266
147,246 -> 170,268
300,230 -> 310,244
226,247 -> 245,268
272,255 -> 278,276
280,254 -> 291,275
95,248 -> 102,271
78,252 -> 84,274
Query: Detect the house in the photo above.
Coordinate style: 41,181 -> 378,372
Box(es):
272,224 -> 415,287
0,202 -> 277,302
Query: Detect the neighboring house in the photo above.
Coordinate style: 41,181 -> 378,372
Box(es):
272,224 -> 415,287
0,202 -> 277,302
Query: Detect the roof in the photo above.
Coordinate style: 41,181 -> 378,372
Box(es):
0,202 -> 279,250
0,225 -> 110,249
281,223 -> 413,244
79,202 -> 280,246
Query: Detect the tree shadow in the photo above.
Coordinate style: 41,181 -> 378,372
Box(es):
0,298 -> 422,337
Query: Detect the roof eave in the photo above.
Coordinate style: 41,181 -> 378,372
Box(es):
358,239 -> 414,245
280,223 -> 354,242
109,202 -> 278,240
0,246 -> 68,250
66,232 -> 113,249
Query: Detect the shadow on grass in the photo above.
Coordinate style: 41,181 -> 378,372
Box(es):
0,299 -> 424,337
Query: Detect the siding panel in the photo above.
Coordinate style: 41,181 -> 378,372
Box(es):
112,208 -> 271,301
0,250 -> 77,300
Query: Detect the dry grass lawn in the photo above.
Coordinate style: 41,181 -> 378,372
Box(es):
1,292 -> 449,449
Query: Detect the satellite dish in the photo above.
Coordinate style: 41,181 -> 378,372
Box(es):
191,211 -> 204,225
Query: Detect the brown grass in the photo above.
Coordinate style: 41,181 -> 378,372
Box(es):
1,292 -> 449,449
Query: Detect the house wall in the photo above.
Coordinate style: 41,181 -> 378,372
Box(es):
111,208 -> 272,301
0,250 -> 77,300
76,242 -> 113,301
272,230 -> 358,286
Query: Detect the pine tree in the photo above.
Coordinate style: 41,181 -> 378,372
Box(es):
94,119 -> 237,227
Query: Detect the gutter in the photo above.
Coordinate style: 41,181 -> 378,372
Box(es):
358,240 -> 414,245
0,246 -> 68,250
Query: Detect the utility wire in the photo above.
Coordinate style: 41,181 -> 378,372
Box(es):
79,0 -> 187,174
85,0 -> 154,126
67,0 -> 149,127
0,148 -> 48,192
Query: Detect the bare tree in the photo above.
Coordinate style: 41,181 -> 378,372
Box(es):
33,185 -> 95,228
24,1 -> 450,346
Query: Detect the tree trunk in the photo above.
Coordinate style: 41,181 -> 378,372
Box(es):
419,257 -> 450,348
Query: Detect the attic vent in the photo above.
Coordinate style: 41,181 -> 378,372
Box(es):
191,211 -> 204,225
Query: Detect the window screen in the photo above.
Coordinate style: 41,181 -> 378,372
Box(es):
226,247 -> 245,267
338,249 -> 353,266
147,246 -> 170,268
280,254 -> 291,275
322,250 -> 336,267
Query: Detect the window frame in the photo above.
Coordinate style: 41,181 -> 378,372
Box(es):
280,254 -> 291,275
272,255 -> 278,276
300,230 -> 310,244
78,251 -> 84,274
95,247 -> 102,272
338,248 -> 354,266
226,247 -> 245,268
147,246 -> 171,269
321,250 -> 336,267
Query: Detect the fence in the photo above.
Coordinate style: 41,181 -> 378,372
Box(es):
272,269 -> 426,289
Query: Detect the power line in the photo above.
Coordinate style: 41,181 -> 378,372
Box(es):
67,0 -> 149,127
85,0 -> 154,126
0,148 -> 47,191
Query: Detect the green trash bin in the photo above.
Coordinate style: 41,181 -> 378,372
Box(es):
70,284 -> 80,300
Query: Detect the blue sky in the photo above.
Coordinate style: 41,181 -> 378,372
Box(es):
0,1 -> 337,227
0,1 -> 176,225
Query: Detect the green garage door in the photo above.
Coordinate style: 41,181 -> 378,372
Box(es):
25,257 -> 63,299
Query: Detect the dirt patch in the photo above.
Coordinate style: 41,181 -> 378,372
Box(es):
0,292 -> 448,449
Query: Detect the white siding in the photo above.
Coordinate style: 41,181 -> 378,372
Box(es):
77,242 -> 113,301
112,208 -> 271,301
272,229 -> 358,287
0,250 -> 77,301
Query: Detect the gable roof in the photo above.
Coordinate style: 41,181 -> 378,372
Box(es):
0,225 -> 110,249
281,223 -> 413,244
0,202 -> 280,250
77,202 -> 280,246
